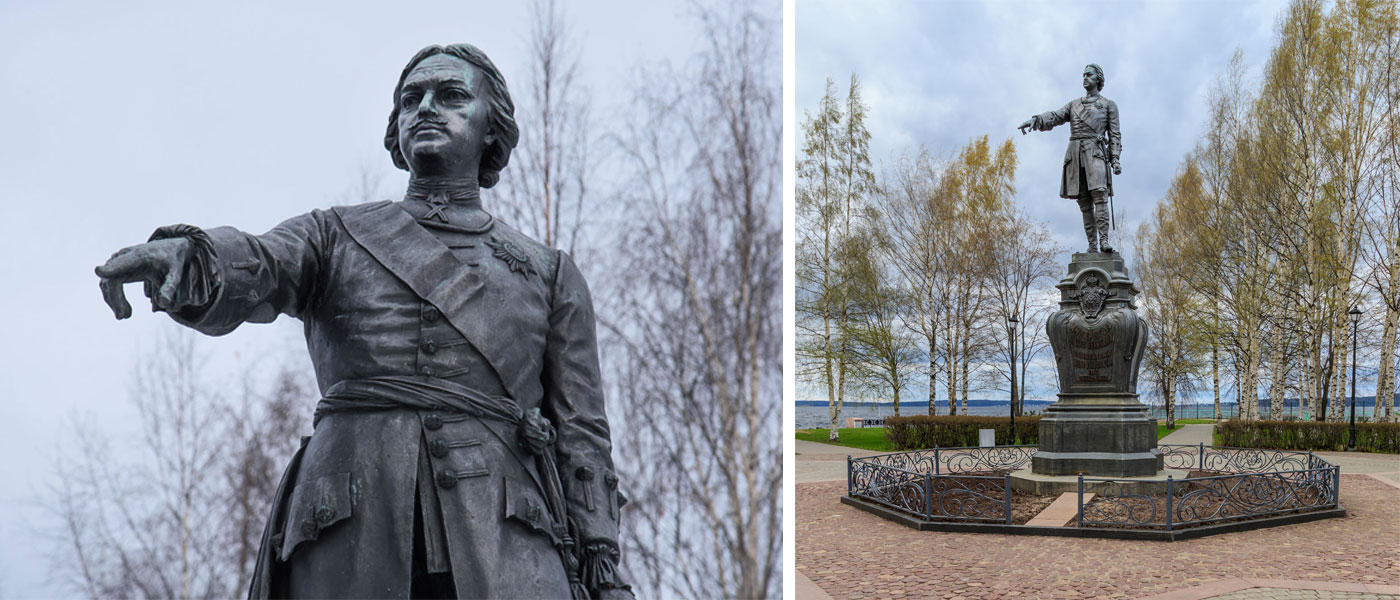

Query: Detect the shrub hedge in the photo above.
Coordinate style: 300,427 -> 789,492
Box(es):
884,415 -> 1041,450
1216,420 -> 1400,454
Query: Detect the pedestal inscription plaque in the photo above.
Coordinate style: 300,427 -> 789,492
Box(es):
1032,252 -> 1163,477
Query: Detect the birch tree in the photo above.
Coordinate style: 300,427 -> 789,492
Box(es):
605,1 -> 781,596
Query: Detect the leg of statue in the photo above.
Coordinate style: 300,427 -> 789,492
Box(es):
1092,189 -> 1112,253
1077,192 -> 1097,253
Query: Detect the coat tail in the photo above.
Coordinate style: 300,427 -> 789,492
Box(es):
248,437 -> 310,599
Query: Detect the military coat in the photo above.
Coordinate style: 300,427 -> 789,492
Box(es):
158,200 -> 622,598
1033,94 -> 1121,199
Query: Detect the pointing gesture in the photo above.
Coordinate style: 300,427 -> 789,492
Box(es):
95,237 -> 193,319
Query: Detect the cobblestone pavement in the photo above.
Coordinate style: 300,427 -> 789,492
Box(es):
1206,588 -> 1398,599
796,475 -> 1400,599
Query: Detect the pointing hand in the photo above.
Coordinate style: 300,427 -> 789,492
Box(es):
95,238 -> 194,319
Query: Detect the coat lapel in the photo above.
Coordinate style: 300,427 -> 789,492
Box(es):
335,201 -> 516,393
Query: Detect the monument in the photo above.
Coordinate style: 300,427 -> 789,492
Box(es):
1017,64 -> 1163,478
95,44 -> 632,599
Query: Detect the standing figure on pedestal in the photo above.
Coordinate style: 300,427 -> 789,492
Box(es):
94,44 -> 631,599
1018,64 -> 1122,253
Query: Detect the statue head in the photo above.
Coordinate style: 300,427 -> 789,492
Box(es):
1082,64 -> 1105,92
384,44 -> 520,188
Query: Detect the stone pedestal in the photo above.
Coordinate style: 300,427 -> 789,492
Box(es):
1032,251 -> 1163,477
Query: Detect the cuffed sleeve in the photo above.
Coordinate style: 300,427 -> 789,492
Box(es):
580,541 -> 632,598
540,251 -> 630,592
147,224 -> 221,321
153,210 -> 331,336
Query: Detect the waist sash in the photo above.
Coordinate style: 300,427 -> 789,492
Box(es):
316,375 -> 524,426
315,375 -> 588,600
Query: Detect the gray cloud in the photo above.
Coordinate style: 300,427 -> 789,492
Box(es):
797,0 -> 1284,253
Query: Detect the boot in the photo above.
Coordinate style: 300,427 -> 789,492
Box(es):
1079,196 -> 1098,253
1094,194 -> 1112,253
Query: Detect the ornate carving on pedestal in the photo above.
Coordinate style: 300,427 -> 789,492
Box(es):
1033,252 -> 1161,477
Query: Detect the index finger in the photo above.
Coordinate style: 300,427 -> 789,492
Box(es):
94,247 -> 147,282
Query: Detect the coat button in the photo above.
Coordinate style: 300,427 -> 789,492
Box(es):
301,519 -> 318,537
424,415 -> 443,430
429,439 -> 449,458
315,506 -> 336,525
420,365 -> 435,377
422,306 -> 440,322
422,338 -> 438,354
436,470 -> 457,489
605,473 -> 618,488
575,466 -> 595,481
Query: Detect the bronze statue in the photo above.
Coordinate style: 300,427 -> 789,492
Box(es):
1019,63 -> 1122,253
95,44 -> 631,599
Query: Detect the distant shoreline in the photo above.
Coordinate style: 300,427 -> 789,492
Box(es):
792,397 -> 1390,408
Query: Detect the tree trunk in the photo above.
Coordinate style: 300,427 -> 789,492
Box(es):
1376,209 -> 1400,421
1379,302 -> 1398,422
825,314 -> 839,437
1269,324 -> 1286,419
1166,378 -> 1176,429
1213,337 -> 1221,420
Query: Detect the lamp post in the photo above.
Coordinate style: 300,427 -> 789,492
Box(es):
1008,315 -> 1019,444
1348,306 -> 1361,451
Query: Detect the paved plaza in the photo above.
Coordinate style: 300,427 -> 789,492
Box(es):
795,432 -> 1400,599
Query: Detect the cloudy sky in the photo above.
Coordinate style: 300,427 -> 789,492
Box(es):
794,0 -> 1288,403
0,1 -> 717,595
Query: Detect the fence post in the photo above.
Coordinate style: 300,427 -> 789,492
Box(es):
1004,474 -> 1013,525
1199,442 -> 1205,471
934,447 -> 941,475
1165,476 -> 1174,532
846,455 -> 852,493
1076,475 -> 1084,527
1333,466 -> 1340,506
924,473 -> 932,519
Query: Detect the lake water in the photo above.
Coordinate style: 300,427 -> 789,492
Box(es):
795,403 -> 1382,429
795,404 -> 1044,429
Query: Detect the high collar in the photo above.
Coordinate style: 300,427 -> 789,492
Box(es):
405,177 -> 481,208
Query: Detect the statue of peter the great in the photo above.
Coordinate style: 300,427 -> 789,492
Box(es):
1019,63 -> 1122,253
95,44 -> 632,599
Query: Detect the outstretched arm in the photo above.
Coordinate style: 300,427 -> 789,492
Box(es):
95,211 -> 332,336
1018,101 -> 1072,134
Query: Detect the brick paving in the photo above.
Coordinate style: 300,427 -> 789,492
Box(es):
1206,588 -> 1397,599
796,474 -> 1400,599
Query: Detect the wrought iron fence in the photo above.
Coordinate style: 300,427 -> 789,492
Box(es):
847,445 -> 1033,523
847,445 -> 1340,531
1078,447 -> 1340,530
1159,444 -> 1315,473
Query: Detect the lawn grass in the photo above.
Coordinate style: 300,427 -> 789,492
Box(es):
1156,423 -> 1177,440
795,427 -> 891,451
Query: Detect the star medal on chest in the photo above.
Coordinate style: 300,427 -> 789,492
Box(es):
486,236 -> 536,277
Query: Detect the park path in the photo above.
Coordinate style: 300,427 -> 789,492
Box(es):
1160,423 -> 1216,445
794,439 -> 884,484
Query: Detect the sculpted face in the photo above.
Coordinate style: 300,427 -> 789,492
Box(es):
1082,67 -> 1098,93
397,54 -> 495,178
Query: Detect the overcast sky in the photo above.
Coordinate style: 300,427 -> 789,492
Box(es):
794,0 -> 1292,403
0,1 -> 710,595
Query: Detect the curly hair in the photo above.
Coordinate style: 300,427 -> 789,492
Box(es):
384,44 -> 520,188
1085,63 -> 1106,91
